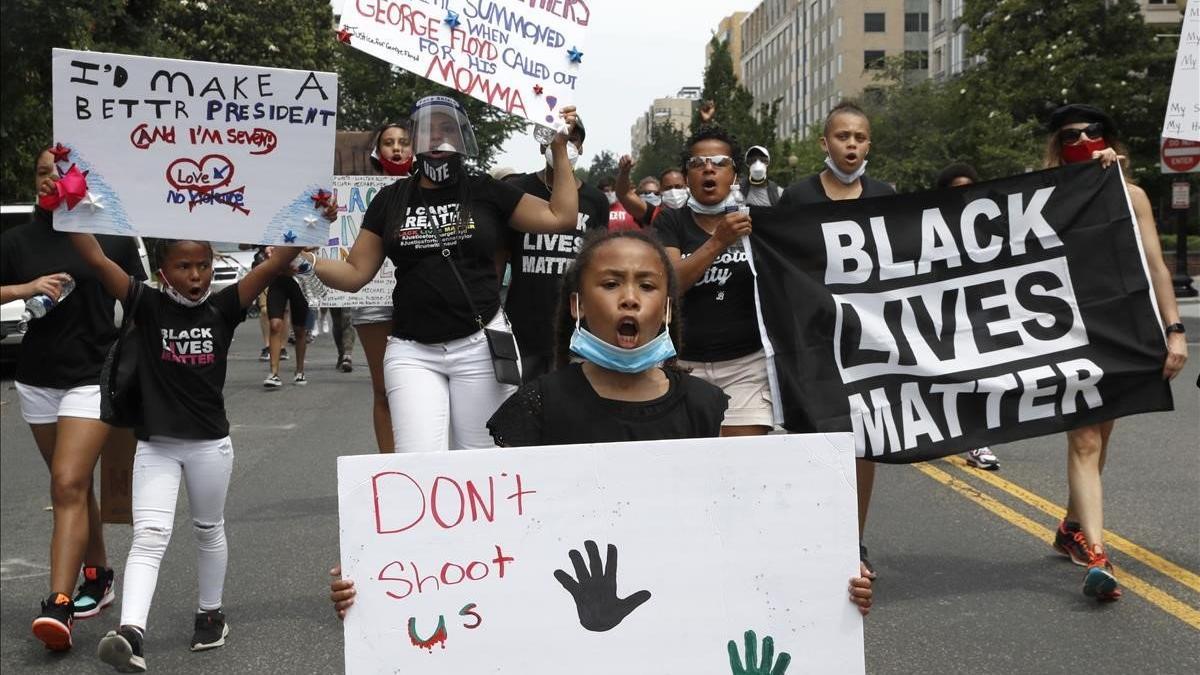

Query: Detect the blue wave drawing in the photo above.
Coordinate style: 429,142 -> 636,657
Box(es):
54,144 -> 135,234
261,183 -> 329,246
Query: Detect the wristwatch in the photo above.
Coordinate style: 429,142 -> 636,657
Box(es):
1165,322 -> 1186,335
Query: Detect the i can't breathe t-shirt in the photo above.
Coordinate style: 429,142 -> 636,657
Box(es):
653,207 -> 762,362
134,284 -> 244,441
361,175 -> 524,343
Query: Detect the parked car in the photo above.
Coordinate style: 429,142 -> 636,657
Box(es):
211,242 -> 259,294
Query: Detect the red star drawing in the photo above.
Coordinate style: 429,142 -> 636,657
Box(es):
311,189 -> 332,207
50,143 -> 71,163
335,28 -> 352,44
533,84 -> 544,95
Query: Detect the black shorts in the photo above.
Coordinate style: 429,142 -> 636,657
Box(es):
266,276 -> 308,327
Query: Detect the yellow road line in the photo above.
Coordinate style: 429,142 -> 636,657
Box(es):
912,462 -> 1200,631
943,456 -> 1200,595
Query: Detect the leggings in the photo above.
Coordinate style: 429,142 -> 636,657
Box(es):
119,436 -> 233,630
382,311 -> 518,452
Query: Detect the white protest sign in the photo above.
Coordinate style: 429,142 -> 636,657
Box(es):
337,0 -> 588,132
321,175 -> 399,307
338,434 -> 865,675
1163,0 -> 1200,142
51,49 -> 337,246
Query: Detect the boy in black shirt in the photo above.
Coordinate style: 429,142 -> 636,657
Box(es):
68,232 -> 302,672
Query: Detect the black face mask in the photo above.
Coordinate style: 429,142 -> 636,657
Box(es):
417,153 -> 462,185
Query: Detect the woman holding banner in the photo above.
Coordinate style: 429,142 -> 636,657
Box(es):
778,101 -> 895,578
1,147 -> 146,650
313,96 -> 579,453
1044,104 -> 1188,602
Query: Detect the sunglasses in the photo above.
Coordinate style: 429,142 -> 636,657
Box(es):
685,155 -> 735,170
1058,123 -> 1104,145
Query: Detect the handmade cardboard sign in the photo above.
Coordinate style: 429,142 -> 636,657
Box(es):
1163,0 -> 1200,143
50,49 -> 337,246
321,175 -> 398,307
337,433 -> 865,674
336,0 -> 588,135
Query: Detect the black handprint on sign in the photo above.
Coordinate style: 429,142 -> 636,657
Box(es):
553,540 -> 651,632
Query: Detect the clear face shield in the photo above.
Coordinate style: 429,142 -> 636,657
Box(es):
410,96 -> 479,157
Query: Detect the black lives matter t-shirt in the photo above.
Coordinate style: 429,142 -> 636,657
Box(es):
653,208 -> 762,362
504,172 -> 608,355
361,175 -> 524,342
0,208 -> 145,389
133,284 -> 243,441
486,363 -> 728,447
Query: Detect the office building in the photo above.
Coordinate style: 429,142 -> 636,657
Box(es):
629,87 -> 702,160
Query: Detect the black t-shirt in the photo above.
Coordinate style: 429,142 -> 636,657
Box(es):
778,173 -> 896,206
361,175 -> 524,342
503,172 -> 608,355
132,284 -> 244,441
486,363 -> 728,447
0,209 -> 146,388
653,208 -> 762,362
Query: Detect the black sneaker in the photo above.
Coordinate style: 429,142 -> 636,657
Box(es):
73,566 -> 115,619
280,347 -> 289,361
859,542 -> 877,579
32,592 -> 74,651
191,609 -> 229,652
258,347 -> 270,361
97,625 -> 146,672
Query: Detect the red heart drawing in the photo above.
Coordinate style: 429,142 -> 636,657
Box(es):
166,154 -> 235,193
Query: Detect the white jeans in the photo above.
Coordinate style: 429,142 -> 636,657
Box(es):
120,436 -> 234,630
383,312 -> 519,452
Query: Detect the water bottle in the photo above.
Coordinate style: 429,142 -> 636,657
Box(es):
21,276 -> 75,323
290,252 -> 315,276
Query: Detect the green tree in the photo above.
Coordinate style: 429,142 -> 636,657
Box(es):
694,36 -> 780,155
586,150 -> 618,183
960,0 -> 1177,186
632,120 -> 688,180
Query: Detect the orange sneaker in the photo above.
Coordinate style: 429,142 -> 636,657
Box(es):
32,592 -> 74,651
1082,542 -> 1122,601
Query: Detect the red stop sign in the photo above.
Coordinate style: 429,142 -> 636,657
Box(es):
1161,138 -> 1200,173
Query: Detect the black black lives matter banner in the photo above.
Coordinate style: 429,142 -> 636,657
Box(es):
748,163 -> 1173,463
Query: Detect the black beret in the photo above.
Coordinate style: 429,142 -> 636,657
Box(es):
1048,104 -> 1118,137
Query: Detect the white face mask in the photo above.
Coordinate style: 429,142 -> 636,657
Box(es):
824,156 -> 868,185
749,160 -> 768,182
661,188 -> 689,208
158,271 -> 212,308
544,144 -> 580,170
604,191 -> 618,206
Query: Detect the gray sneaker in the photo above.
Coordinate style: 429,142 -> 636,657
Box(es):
965,447 -> 999,470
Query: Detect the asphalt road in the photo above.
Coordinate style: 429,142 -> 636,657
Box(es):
1,304 -> 1198,674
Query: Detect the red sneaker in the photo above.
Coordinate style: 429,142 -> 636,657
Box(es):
1082,542 -> 1122,601
1052,520 -> 1088,566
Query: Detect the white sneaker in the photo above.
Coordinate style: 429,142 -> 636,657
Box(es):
262,374 -> 282,388
965,447 -> 999,470
293,372 -> 307,386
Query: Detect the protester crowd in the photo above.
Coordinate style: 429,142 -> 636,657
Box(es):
0,94 -> 1189,672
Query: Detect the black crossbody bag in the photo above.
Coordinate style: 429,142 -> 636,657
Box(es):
422,192 -> 522,386
100,277 -> 145,427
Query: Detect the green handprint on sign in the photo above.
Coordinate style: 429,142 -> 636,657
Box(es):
728,629 -> 791,675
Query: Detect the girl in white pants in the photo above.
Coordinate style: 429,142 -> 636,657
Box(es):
70,233 -> 309,672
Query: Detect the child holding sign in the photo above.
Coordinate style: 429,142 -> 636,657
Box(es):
330,230 -> 875,618
66,233 -> 303,672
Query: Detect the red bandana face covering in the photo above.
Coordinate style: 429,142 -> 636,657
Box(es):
378,154 -> 413,176
1061,138 -> 1108,165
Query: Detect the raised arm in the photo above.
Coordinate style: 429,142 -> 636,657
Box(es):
68,232 -> 132,302
510,107 -> 579,234
237,246 -> 302,308
615,155 -> 649,222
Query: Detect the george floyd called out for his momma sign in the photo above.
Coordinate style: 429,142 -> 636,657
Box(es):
337,434 -> 865,674
50,48 -> 337,246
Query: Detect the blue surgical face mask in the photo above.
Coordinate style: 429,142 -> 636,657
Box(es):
569,296 -> 676,374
